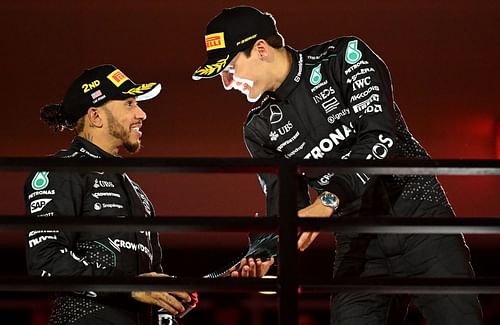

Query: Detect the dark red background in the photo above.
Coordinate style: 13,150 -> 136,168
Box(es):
0,1 -> 499,324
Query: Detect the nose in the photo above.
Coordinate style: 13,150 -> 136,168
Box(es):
136,104 -> 147,121
221,70 -> 234,90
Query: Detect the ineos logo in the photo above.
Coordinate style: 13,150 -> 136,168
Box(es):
269,105 -> 283,124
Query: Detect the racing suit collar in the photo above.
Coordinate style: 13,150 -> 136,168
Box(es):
274,46 -> 302,100
72,136 -> 116,159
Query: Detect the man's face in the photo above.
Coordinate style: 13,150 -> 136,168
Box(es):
220,49 -> 266,103
101,98 -> 146,153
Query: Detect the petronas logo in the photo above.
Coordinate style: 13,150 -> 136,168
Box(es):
31,172 -> 49,190
345,40 -> 362,64
310,64 -> 322,86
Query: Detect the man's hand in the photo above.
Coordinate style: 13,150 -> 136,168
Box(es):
229,257 -> 275,278
297,197 -> 334,252
131,272 -> 194,316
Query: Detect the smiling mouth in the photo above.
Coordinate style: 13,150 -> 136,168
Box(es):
224,74 -> 254,93
131,125 -> 142,138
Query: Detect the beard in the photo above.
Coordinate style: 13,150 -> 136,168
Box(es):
103,108 -> 141,153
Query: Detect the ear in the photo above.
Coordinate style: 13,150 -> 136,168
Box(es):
86,107 -> 103,128
254,39 -> 270,60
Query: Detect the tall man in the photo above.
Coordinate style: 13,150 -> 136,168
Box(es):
192,6 -> 482,325
25,64 -> 194,325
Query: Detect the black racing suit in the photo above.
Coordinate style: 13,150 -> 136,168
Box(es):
25,137 -> 166,325
243,37 -> 482,324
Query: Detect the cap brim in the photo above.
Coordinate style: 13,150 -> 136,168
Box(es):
120,82 -> 162,101
192,53 -> 235,80
136,83 -> 162,101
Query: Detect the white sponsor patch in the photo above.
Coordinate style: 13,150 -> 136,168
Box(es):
30,198 -> 52,213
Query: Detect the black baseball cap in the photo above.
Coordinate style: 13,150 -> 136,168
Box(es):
61,64 -> 162,123
192,6 -> 278,80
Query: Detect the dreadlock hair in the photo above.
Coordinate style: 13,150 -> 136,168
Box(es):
40,103 -> 77,132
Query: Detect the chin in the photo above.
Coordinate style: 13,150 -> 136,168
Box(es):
124,140 -> 141,153
246,93 -> 262,103
244,89 -> 262,103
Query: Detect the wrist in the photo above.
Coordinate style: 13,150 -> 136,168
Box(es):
318,191 -> 340,211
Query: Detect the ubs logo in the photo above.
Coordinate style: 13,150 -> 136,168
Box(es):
269,105 -> 283,124
93,179 -> 115,189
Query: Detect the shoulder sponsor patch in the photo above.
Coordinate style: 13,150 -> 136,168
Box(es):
30,198 -> 52,213
309,64 -> 322,86
345,40 -> 362,64
31,172 -> 49,191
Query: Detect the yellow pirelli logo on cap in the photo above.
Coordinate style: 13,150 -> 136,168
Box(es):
205,32 -> 225,51
107,69 -> 129,87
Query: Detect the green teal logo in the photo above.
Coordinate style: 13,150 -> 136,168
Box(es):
309,64 -> 322,86
345,40 -> 362,64
31,172 -> 49,190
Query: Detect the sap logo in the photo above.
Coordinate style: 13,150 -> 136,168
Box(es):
318,173 -> 335,186
366,134 -> 394,160
305,123 -> 356,159
81,80 -> 100,93
352,76 -> 371,91
30,198 -> 52,213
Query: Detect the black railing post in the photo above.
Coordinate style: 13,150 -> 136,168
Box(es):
277,160 -> 298,325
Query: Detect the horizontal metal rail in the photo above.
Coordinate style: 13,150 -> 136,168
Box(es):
300,277 -> 500,294
0,158 -> 498,175
3,217 -> 500,234
2,216 -> 279,232
1,277 -> 500,294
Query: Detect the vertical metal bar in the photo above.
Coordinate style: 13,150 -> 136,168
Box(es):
278,160 -> 298,325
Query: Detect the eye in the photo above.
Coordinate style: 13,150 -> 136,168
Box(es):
126,99 -> 135,107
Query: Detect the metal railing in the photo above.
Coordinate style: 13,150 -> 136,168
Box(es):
0,157 -> 499,325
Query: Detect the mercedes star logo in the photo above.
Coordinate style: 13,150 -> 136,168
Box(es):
269,105 -> 283,124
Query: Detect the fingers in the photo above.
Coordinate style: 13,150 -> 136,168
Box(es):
151,292 -> 185,315
297,231 -> 319,251
132,290 -> 191,315
157,292 -> 186,315
260,257 -> 275,276
230,257 -> 275,277
169,291 -> 192,303
233,259 -> 251,277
